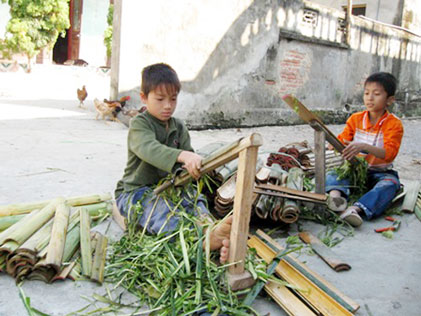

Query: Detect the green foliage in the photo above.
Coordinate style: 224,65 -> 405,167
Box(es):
333,156 -> 368,201
1,0 -> 70,64
104,3 -> 113,58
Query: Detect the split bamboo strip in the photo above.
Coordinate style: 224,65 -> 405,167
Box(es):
248,235 -> 353,316
80,208 -> 92,277
0,193 -> 112,217
256,230 -> 359,313
0,214 -> 25,232
265,281 -> 316,316
45,202 -> 70,271
91,233 -> 108,284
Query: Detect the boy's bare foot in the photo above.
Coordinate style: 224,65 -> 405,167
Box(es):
207,215 -> 233,263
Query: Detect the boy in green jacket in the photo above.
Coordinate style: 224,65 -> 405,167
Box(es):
115,63 -> 231,262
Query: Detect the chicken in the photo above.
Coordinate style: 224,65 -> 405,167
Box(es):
123,105 -> 147,118
93,98 -> 122,123
77,85 -> 88,108
103,96 -> 131,118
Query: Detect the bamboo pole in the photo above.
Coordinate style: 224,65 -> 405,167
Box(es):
80,208 -> 92,277
0,193 -> 112,217
45,202 -> 70,271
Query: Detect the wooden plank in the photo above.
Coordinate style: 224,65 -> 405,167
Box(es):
265,281 -> 317,316
400,180 -> 421,213
255,183 -> 327,201
228,146 -> 259,275
249,235 -> 355,316
299,232 -> 351,272
282,95 -> 357,164
256,230 -> 360,313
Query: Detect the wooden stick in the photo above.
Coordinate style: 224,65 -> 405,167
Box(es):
228,146 -> 259,275
255,183 -> 327,201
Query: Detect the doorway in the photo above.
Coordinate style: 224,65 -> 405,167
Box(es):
53,30 -> 69,64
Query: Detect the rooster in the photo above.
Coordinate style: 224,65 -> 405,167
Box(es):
93,98 -> 122,123
77,85 -> 88,108
103,96 -> 131,119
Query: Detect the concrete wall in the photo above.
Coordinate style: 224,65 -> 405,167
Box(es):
308,0 -> 401,26
79,0 -> 109,66
114,0 -> 421,128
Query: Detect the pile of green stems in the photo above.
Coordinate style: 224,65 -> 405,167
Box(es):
106,194 -> 260,315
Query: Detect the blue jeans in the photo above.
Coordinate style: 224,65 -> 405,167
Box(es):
116,187 -> 210,234
326,169 -> 400,219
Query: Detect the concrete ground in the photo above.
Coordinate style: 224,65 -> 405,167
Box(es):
0,67 -> 420,316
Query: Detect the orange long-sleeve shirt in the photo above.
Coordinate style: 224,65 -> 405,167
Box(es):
338,110 -> 404,170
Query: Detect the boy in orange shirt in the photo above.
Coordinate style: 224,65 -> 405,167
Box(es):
326,72 -> 404,226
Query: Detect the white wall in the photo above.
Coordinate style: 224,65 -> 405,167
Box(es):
79,0 -> 109,66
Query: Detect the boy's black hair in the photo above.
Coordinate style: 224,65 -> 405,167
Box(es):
365,72 -> 397,97
141,63 -> 181,96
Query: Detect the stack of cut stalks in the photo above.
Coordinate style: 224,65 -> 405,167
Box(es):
0,194 -> 112,284
302,150 -> 344,175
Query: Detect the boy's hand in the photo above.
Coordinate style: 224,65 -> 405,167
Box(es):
342,142 -> 367,160
177,151 -> 203,180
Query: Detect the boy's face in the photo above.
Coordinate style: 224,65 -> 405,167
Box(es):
363,82 -> 394,115
141,84 -> 178,122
